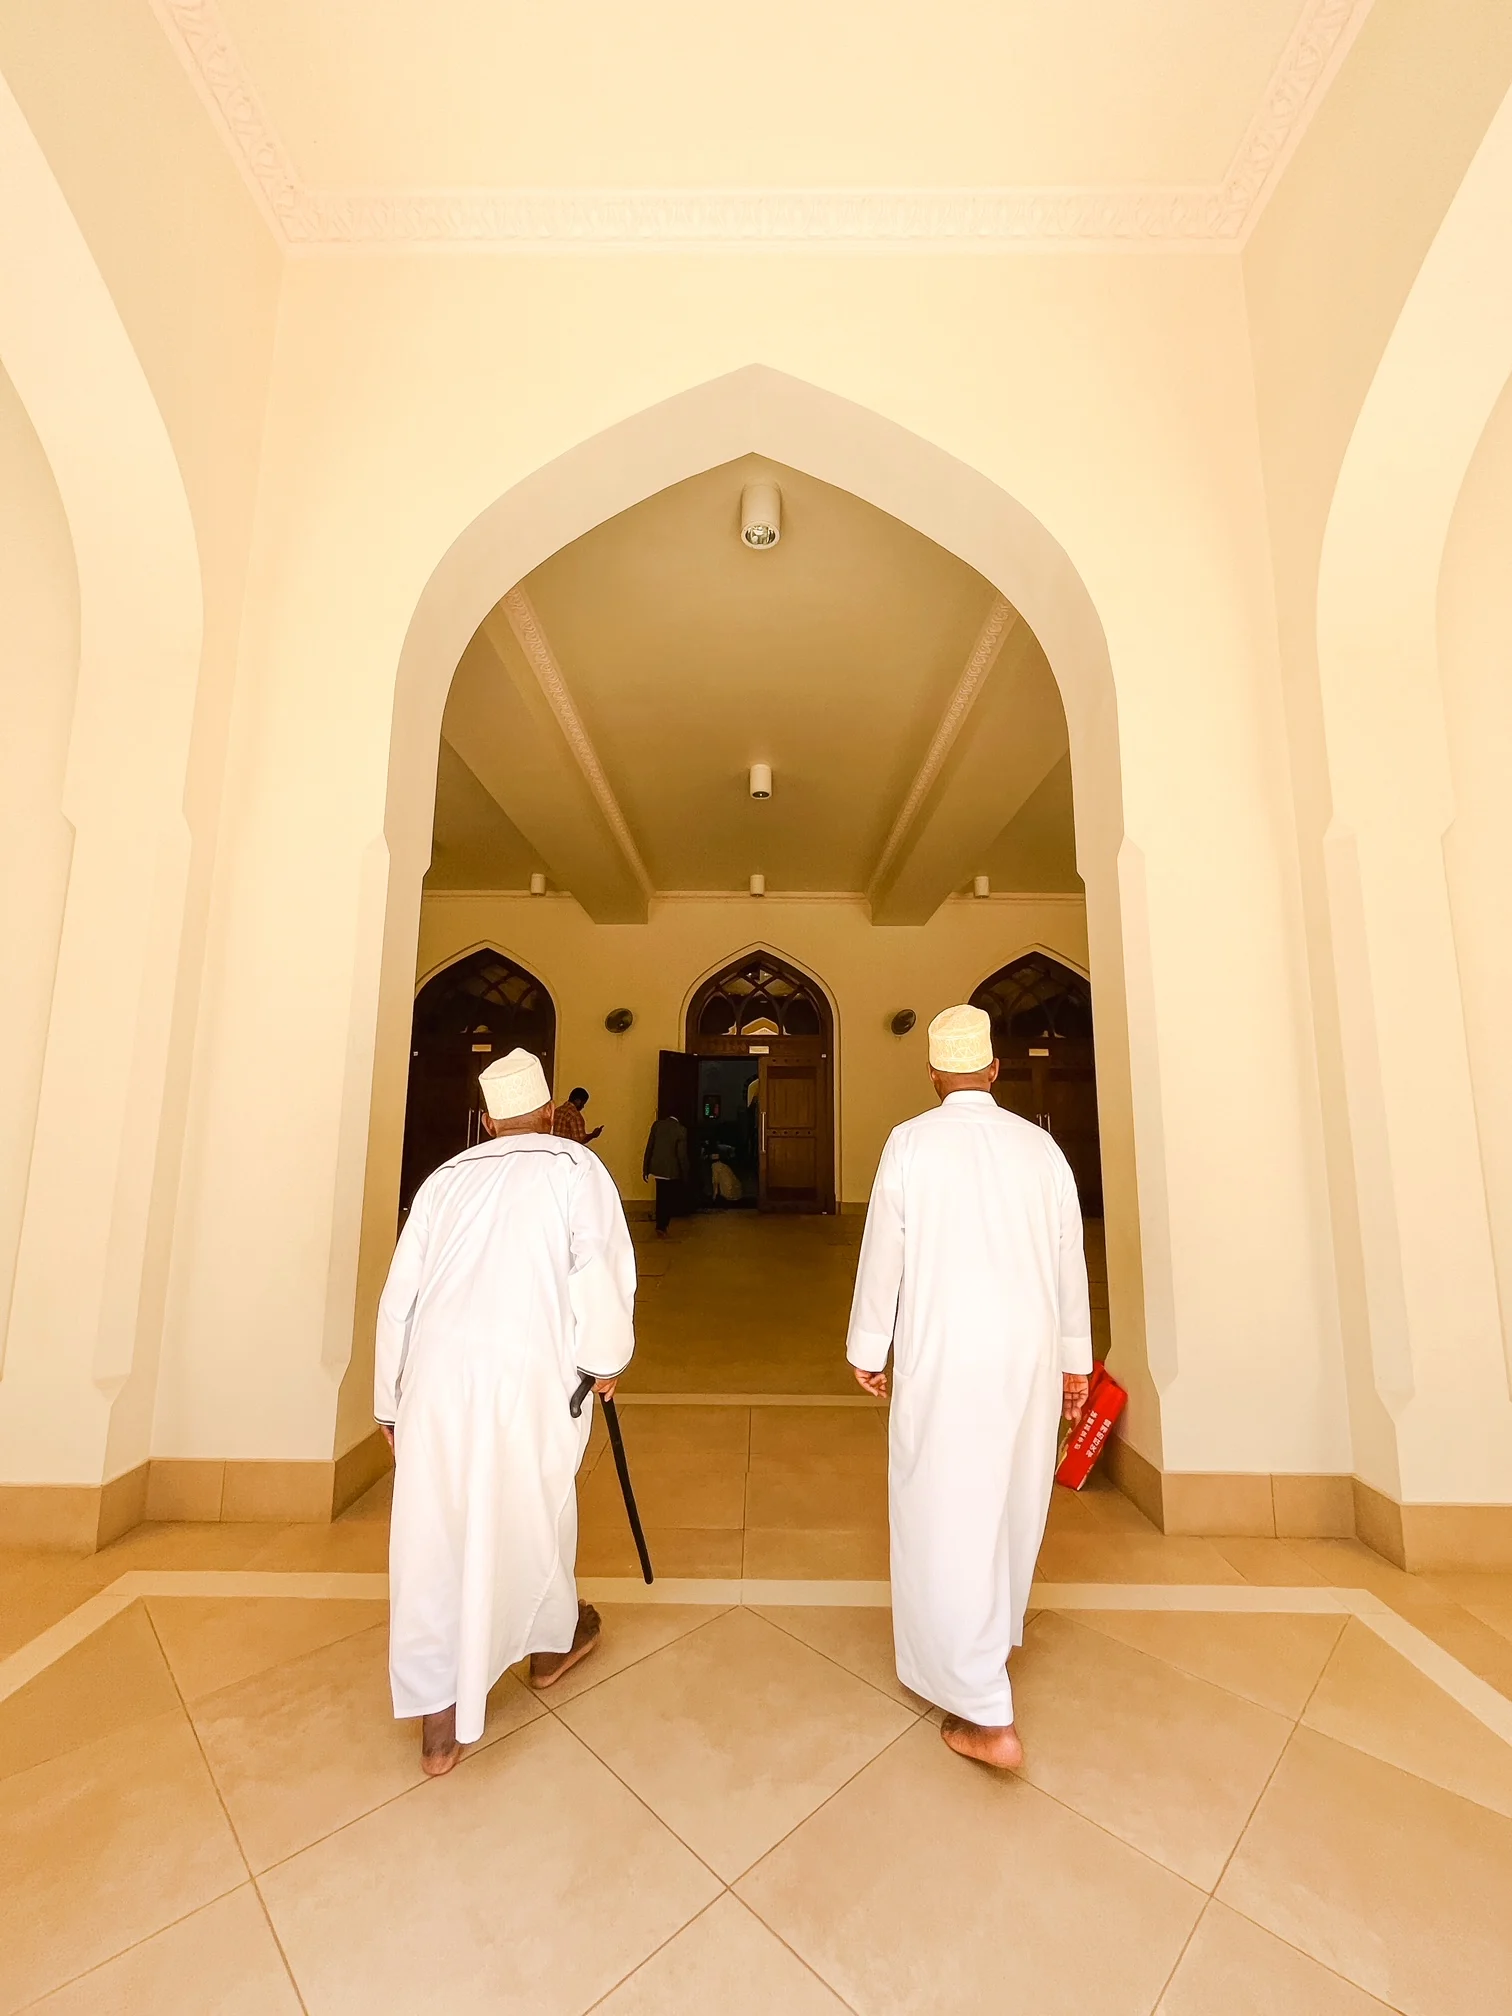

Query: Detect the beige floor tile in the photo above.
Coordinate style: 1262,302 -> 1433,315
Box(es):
1302,1617 -> 1512,1819
741,1525 -> 891,1579
1219,1726 -> 1512,2016
1044,1476 -> 1159,1536
747,1408 -> 885,1463
243,1521 -> 391,1572
576,1521 -> 745,1579
146,1595 -> 390,1703
752,1604 -> 928,1710
557,1607 -> 914,1880
593,1894 -> 850,2014
0,1710 -> 246,2012
1423,1571 -> 1512,1645
1211,1536 -> 1329,1585
1033,1532 -> 1246,1585
744,1455 -> 887,1531
0,1603 -> 181,1783
1156,1900 -> 1394,2014
532,1601 -> 731,1706
579,1444 -> 748,1529
26,1884 -> 301,2015
260,1715 -> 720,2015
1010,1612 -> 1292,1888
1074,1607 -> 1345,1719
90,1523 -> 278,1572
0,1558 -> 114,1660
191,1620 -> 542,1871
738,1717 -> 1203,2016
1403,1601 -> 1512,1703
1277,1537 -> 1456,1607
606,1405 -> 751,1463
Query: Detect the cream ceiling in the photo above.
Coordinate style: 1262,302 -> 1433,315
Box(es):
152,0 -> 1371,246
430,457 -> 1080,918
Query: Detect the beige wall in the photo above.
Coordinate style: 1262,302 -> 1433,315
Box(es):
1439,372 -> 1512,1391
0,362 -> 78,1361
414,893 -> 1090,1208
4,0 -> 1510,1524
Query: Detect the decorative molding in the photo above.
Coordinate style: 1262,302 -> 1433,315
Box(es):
497,589 -> 655,898
869,596 -> 1017,898
148,0 -> 1373,250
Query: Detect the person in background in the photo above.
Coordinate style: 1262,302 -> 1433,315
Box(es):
376,1049 -> 635,1777
845,1004 -> 1091,1771
552,1085 -> 603,1146
643,1110 -> 690,1236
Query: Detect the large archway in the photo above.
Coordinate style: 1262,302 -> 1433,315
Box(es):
346,366 -> 1152,1451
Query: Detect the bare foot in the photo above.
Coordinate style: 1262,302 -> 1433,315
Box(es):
421,1706 -> 462,1777
529,1602 -> 602,1691
941,1714 -> 1024,1770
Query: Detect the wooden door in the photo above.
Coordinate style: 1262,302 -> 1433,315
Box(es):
759,1058 -> 822,1210
656,1050 -> 701,1216
991,1040 -> 1102,1215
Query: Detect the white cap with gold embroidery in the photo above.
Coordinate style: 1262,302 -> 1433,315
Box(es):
478,1048 -> 550,1120
927,1004 -> 994,1073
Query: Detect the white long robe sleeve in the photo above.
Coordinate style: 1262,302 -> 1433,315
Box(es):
844,1091 -> 1092,1726
377,1135 -> 636,1741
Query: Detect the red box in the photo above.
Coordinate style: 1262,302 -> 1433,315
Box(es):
1055,1363 -> 1128,1490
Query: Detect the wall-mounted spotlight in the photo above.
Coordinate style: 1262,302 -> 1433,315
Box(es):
740,480 -> 782,549
749,872 -> 766,897
749,763 -> 773,800
530,871 -> 548,896
890,1009 -> 917,1036
604,1007 -> 634,1034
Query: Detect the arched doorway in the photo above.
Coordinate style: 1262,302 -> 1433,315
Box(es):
671,950 -> 836,1214
398,949 -> 557,1216
972,952 -> 1102,1216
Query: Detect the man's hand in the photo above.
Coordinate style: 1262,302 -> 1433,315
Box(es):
1062,1374 -> 1090,1426
853,1368 -> 888,1400
593,1377 -> 618,1402
587,1126 -> 604,1142
379,1423 -> 395,1452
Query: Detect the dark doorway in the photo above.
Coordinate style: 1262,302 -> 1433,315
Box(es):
971,952 -> 1102,1214
399,949 -> 556,1217
672,952 -> 836,1213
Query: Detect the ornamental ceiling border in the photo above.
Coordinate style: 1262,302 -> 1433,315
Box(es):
150,0 -> 1372,251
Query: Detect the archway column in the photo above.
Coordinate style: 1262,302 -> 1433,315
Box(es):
1316,81 -> 1512,1513
0,76 -> 202,1527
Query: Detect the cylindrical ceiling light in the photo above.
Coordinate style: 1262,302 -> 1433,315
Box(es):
749,763 -> 773,800
973,874 -> 991,899
740,480 -> 782,549
530,871 -> 548,896
749,872 -> 766,897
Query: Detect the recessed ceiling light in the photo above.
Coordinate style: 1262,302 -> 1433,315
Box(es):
740,480 -> 781,549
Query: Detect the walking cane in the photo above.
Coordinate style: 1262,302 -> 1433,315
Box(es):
571,1372 -> 654,1584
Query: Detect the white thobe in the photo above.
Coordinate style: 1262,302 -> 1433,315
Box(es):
375,1135 -> 635,1742
845,1091 -> 1091,1726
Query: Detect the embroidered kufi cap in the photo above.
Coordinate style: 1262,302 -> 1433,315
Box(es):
927,1004 -> 994,1073
479,1048 -> 551,1120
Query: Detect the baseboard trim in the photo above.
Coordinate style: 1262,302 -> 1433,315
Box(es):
1100,1439 -> 1507,1565
0,1463 -> 149,1552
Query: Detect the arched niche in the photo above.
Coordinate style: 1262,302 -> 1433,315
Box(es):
972,951 -> 1102,1215
398,948 -> 556,1215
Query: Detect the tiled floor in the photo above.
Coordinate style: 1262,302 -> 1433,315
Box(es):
2,1217 -> 1509,2013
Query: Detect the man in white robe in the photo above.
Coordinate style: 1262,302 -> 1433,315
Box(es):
376,1048 -> 636,1776
845,1004 -> 1091,1769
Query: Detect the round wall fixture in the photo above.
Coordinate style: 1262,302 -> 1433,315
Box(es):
749,763 -> 772,799
890,1009 -> 917,1036
604,1007 -> 634,1033
740,479 -> 782,548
